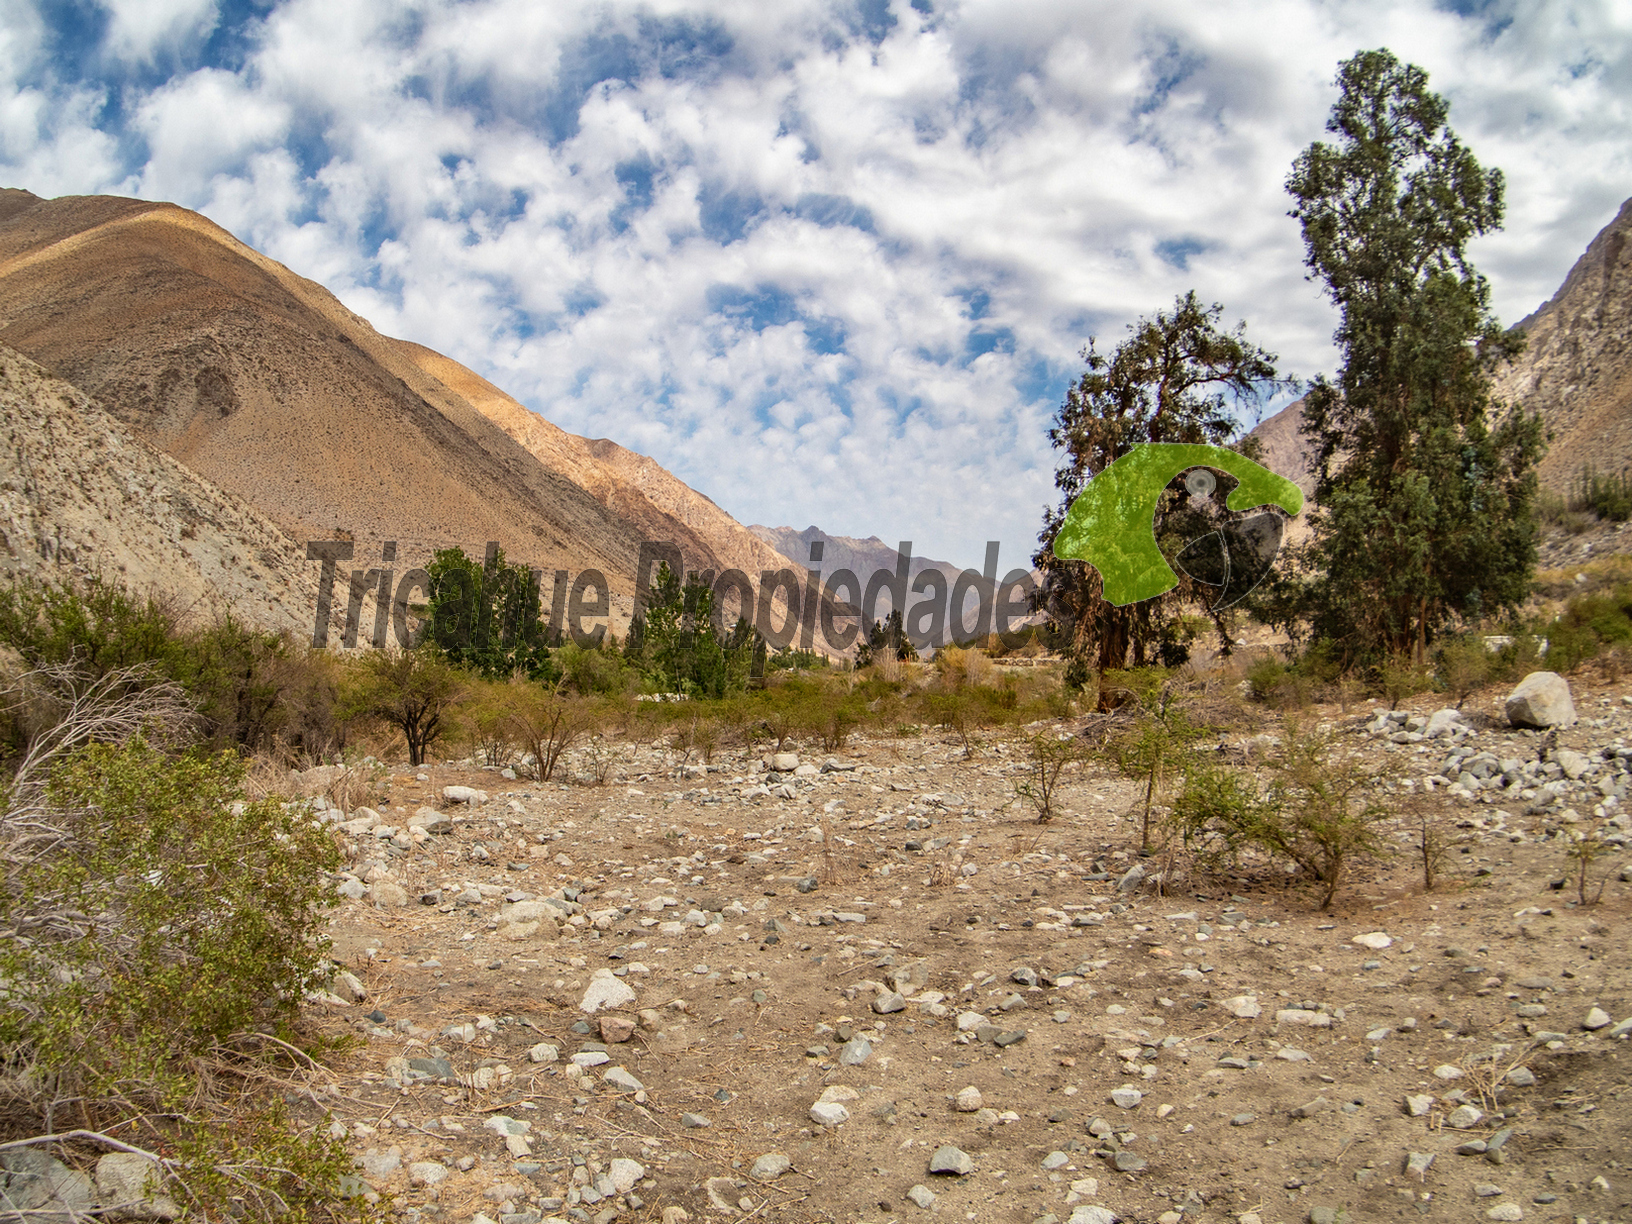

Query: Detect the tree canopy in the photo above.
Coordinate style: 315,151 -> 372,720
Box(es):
1280,49 -> 1545,663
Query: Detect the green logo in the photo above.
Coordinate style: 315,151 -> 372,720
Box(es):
1052,443 -> 1303,607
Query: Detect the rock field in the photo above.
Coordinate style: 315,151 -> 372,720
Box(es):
297,677 -> 1630,1224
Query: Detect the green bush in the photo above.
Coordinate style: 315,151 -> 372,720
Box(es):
1171,724 -> 1392,909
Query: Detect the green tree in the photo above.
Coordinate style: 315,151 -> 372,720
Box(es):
629,563 -> 755,697
1034,291 -> 1280,709
425,545 -> 553,680
342,647 -> 465,766
1283,49 -> 1545,663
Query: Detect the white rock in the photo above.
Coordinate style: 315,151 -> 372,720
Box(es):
1446,1104 -> 1484,1129
1585,1007 -> 1611,1030
528,1042 -> 559,1063
442,785 -> 489,804
1275,1009 -> 1332,1027
1433,1064 -> 1465,1081
580,969 -> 637,1013
409,1161 -> 449,1186
1505,672 -> 1575,728
1485,1205 -> 1523,1221
1110,1085 -> 1143,1109
1069,1208 -> 1117,1224
956,1011 -> 987,1031
603,1066 -> 644,1092
607,1158 -> 644,1193
809,1101 -> 850,1126
1223,994 -> 1261,1019
954,1085 -> 983,1112
1352,931 -> 1393,950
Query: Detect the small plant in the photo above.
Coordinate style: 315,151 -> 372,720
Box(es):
1013,733 -> 1079,824
1399,789 -> 1467,891
507,684 -> 583,782
1376,651 -> 1433,711
924,689 -> 978,757
1109,681 -> 1200,849
1564,820 -> 1614,906
1434,636 -> 1489,710
578,736 -> 617,787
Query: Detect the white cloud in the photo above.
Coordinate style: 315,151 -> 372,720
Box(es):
3,0 -> 1629,567
101,0 -> 219,63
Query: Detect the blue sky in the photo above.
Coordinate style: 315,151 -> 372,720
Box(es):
3,0 -> 1629,568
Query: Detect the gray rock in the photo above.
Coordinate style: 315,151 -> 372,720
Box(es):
1068,1210 -> 1116,1224
1405,1152 -> 1434,1179
1110,1151 -> 1147,1173
1290,1097 -> 1331,1119
749,1152 -> 790,1181
872,991 -> 906,1014
809,1101 -> 849,1126
1447,1104 -> 1484,1129
1505,672 -> 1575,728
1,1150 -> 97,1220
1110,1086 -> 1142,1109
1555,750 -> 1589,779
602,1066 -> 644,1093
1504,1067 -> 1536,1087
441,785 -> 489,804
906,1184 -> 937,1209
1584,1006 -> 1611,1030
838,1037 -> 872,1066
359,1146 -> 402,1179
928,1146 -> 974,1176
1116,862 -> 1146,893
680,1113 -> 711,1128
1484,1205 -> 1522,1221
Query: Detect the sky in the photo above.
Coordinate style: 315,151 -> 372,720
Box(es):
3,0 -> 1630,570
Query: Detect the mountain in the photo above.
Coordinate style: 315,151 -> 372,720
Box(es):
0,343 -> 317,633
0,188 -> 802,630
1495,196 -> 1632,491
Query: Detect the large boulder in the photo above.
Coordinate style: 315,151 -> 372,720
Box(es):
1505,672 -> 1576,728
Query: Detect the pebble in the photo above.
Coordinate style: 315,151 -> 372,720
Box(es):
579,970 -> 636,1014
1447,1104 -> 1484,1129
1584,1007 -> 1611,1030
1223,995 -> 1261,1019
1406,1152 -> 1435,1179
749,1153 -> 790,1181
954,1086 -> 983,1112
1110,1151 -> 1147,1173
1110,1086 -> 1142,1109
906,1184 -> 936,1209
1068,1209 -> 1116,1224
928,1146 -> 974,1175
809,1101 -> 849,1126
1485,1205 -> 1523,1221
1352,931 -> 1393,949
873,991 -> 906,1014
838,1037 -> 872,1066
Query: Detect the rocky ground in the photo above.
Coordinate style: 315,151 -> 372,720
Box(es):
299,676 -> 1632,1224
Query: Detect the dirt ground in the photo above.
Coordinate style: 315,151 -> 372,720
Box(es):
297,673 -> 1632,1224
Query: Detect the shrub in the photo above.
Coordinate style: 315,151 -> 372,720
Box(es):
340,646 -> 465,766
507,684 -> 585,782
1433,636 -> 1489,709
1171,724 -> 1392,909
1013,733 -> 1079,823
1109,682 -> 1200,848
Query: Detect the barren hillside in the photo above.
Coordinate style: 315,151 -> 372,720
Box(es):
0,189 -> 801,613
0,343 -> 318,635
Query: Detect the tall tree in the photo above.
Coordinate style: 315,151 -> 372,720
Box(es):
425,545 -> 553,680
1035,291 -> 1280,708
1285,49 -> 1544,663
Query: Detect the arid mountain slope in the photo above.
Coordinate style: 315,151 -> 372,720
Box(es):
1496,195 -> 1632,491
398,343 -> 800,585
0,189 -> 799,608
0,343 -> 318,634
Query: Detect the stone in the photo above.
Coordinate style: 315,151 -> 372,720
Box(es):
409,1161 -> 449,1187
1584,1006 -> 1611,1030
954,1085 -> 983,1112
906,1184 -> 937,1209
527,1042 -> 559,1063
580,970 -> 637,1014
1425,708 -> 1465,738
599,1015 -> 636,1043
1474,1183 -> 1503,1198
809,1101 -> 849,1127
1555,749 -> 1589,779
359,1146 -> 403,1179
1405,1152 -> 1434,1179
1290,1097 -> 1331,1119
956,1011 -> 986,1031
1068,1209 -> 1116,1224
607,1159 -> 644,1193
1405,1094 -> 1434,1117
873,991 -> 907,1014
1504,1067 -> 1536,1087
442,785 -> 489,804
1223,995 -> 1261,1019
94,1152 -> 182,1219
1352,931 -> 1393,950
928,1146 -> 974,1176
602,1066 -> 644,1093
680,1113 -> 710,1128
1110,1085 -> 1142,1109
838,1037 -> 872,1066
1432,1064 -> 1464,1081
407,806 -> 452,834
1275,1008 -> 1331,1028
770,753 -> 799,772
1505,672 -> 1575,728
1485,1206 -> 1523,1222
750,1153 -> 791,1181
1447,1104 -> 1484,1129
1111,1150 -> 1147,1173
367,882 -> 408,907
